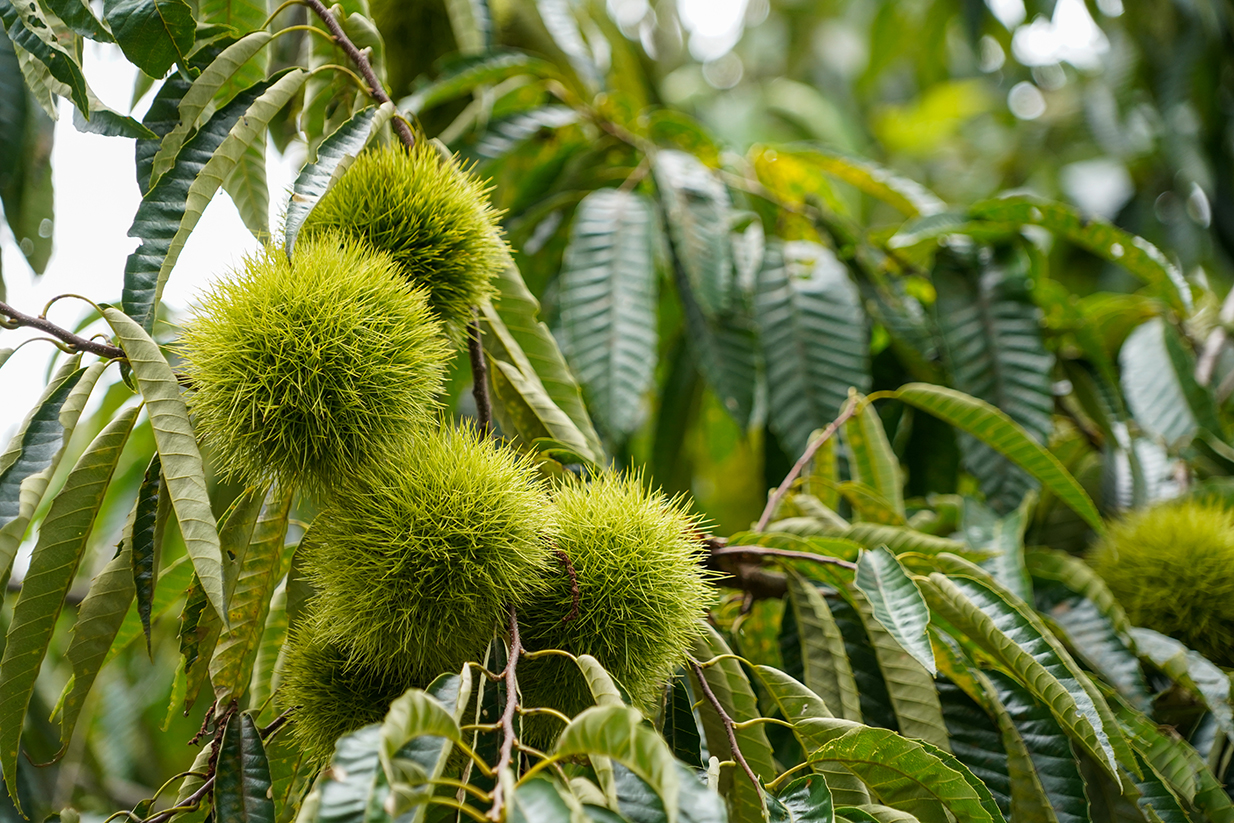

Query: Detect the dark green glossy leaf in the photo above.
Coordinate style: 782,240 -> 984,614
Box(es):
855,547 -> 934,674
102,0 -> 195,79
135,73 -> 192,195
0,0 -> 89,111
772,774 -> 834,823
509,778 -> 574,823
785,571 -> 862,722
1129,628 -> 1232,739
131,452 -> 161,653
216,712 -> 275,823
44,0 -> 111,41
663,672 -> 703,768
843,403 -> 904,517
656,149 -> 733,317
936,677 -> 1011,819
962,496 -> 1033,604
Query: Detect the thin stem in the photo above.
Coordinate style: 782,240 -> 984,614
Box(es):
711,546 -> 857,571
487,604 -> 522,821
0,300 -> 124,360
687,657 -> 764,805
469,308 -> 492,434
755,395 -> 859,531
140,776 -> 214,823
300,0 -> 415,148
551,548 -> 580,623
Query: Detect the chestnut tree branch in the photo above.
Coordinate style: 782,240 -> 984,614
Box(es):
488,604 -> 523,821
0,301 -> 125,360
712,546 -> 856,571
687,657 -> 763,799
469,311 -> 493,433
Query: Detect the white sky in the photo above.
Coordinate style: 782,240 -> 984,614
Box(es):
1,42 -> 293,443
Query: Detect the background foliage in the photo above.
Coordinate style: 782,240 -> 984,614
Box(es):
1,0 -> 1234,821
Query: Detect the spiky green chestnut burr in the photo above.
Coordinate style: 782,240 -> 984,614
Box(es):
179,233 -> 449,494
1090,500 -> 1234,666
301,142 -> 506,338
277,627 -> 426,767
517,474 -> 714,747
303,423 -> 553,677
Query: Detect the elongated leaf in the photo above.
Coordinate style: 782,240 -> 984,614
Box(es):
122,76 -> 291,331
216,712 -> 275,823
962,496 -> 1033,604
102,554 -> 192,669
935,677 -> 1011,819
309,724 -> 389,823
555,706 -> 680,823
842,523 -> 968,557
844,403 -> 904,516
894,384 -> 1103,532
102,0 -> 194,78
967,196 -> 1190,310
443,0 -> 490,53
786,571 -> 862,722
773,774 -> 834,823
1129,751 -> 1188,823
0,405 -> 137,809
131,453 -> 161,652
284,102 -> 394,256
1129,628 -> 1232,739
249,579 -> 286,708
919,572 -> 1122,779
401,50 -> 559,114
0,0 -> 88,111
44,0 -> 111,41
557,188 -> 658,441
199,0 -> 268,46
752,665 -> 869,807
690,624 -> 777,820
210,486 -> 293,704
982,669 -> 1088,823
809,721 -> 995,823
382,671 -> 471,823
933,245 -> 1053,512
135,72 -> 191,194
0,358 -> 100,578
58,532 -> 136,749
758,240 -> 869,455
1027,549 -> 1149,710
856,548 -> 934,674
103,308 -> 227,626
535,0 -> 599,90
224,137 -> 269,238
1120,319 -> 1215,447
794,148 -> 945,217
663,672 -> 703,768
679,265 -> 759,428
657,149 -> 733,317
509,778 -> 575,823
851,588 -> 948,752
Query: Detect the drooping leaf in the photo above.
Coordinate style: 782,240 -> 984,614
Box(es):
794,148 -> 945,218
757,240 -> 869,455
44,0 -> 111,41
656,149 -> 733,317
1120,318 -> 1218,448
894,384 -> 1103,533
216,712 -> 275,823
0,0 -> 89,111
309,724 -> 390,823
935,677 -> 1011,819
855,547 -> 934,674
785,571 -> 862,722
381,670 -> 472,823
103,307 -> 228,626
0,358 -> 101,579
919,572 -> 1123,779
556,188 -> 658,442
102,555 -> 192,669
443,0 -> 491,53
844,402 -> 904,517
663,672 -> 703,768
508,778 -> 575,823
135,72 -> 191,194
1027,549 -> 1149,711
933,245 -> 1053,512
131,452 -> 161,652
284,102 -> 394,256
1129,628 -> 1233,739
1128,751 -> 1189,823
224,136 -> 269,238
210,485 -> 293,705
249,580 -> 287,708
962,495 -> 1033,604
401,50 -> 559,114
102,0 -> 195,79
122,74 -> 304,332
0,405 -> 138,809
678,265 -> 759,428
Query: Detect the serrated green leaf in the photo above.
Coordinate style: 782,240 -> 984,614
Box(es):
0,404 -> 137,810
1128,628 -> 1232,740
772,774 -> 834,823
44,0 -> 111,41
758,240 -> 868,455
785,571 -> 862,722
841,523 -> 969,557
216,712 -> 275,823
284,102 -> 394,256
1128,751 -> 1188,823
894,384 -> 1103,533
131,452 -> 161,652
102,0 -> 195,80
401,50 -> 559,114
933,245 -> 1053,512
1120,318 -> 1218,448
210,485 -> 293,704
123,73 -> 306,331
555,705 -> 680,823
856,547 -> 934,674
0,358 -> 101,579
135,72 -> 191,194
382,670 -> 472,823
962,495 -> 1033,604
919,573 -> 1122,780
535,0 -> 599,91
0,0 -> 89,111
1027,549 -> 1149,710
967,196 -> 1190,311
656,149 -> 733,317
557,188 -> 658,442
103,307 -> 227,626
223,135 -> 269,238
679,264 -> 759,428
935,677 -> 1011,819
843,403 -> 903,517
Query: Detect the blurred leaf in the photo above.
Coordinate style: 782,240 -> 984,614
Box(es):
894,384 -> 1103,532
656,149 -> 733,318
0,405 -> 137,810
284,102 -> 394,256
308,724 -> 390,823
557,188 -> 658,442
1129,628 -> 1233,739
962,496 -> 1033,604
844,402 -> 904,517
216,713 -> 275,823
0,0 -> 89,111
103,307 -> 228,626
509,778 -> 575,823
443,0 -> 490,53
855,547 -> 934,674
102,0 -> 195,80
402,50 -> 558,114
382,670 -> 472,822
1120,318 -> 1219,448
534,0 -> 599,92
678,267 -> 759,428
223,136 -> 269,238
0,37 -> 54,276
795,148 -> 944,217
131,453 -> 161,652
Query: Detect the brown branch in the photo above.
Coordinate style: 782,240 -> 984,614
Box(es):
487,604 -> 522,821
468,310 -> 493,434
0,301 -> 124,360
712,546 -> 856,571
301,0 -> 415,149
687,657 -> 762,797
552,549 -> 580,623
140,776 -> 215,823
755,396 -> 859,531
